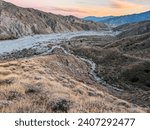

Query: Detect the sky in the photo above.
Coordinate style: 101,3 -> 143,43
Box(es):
3,0 -> 150,17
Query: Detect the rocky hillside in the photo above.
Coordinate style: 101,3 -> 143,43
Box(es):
0,0 -> 107,40
0,29 -> 149,112
114,21 -> 150,38
66,25 -> 150,108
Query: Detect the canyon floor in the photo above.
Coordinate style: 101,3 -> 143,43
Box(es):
0,31 -> 150,113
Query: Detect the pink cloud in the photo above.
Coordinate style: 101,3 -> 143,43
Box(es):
35,6 -> 87,17
49,7 -> 87,13
110,0 -> 143,9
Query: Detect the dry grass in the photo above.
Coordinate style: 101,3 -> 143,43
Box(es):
0,55 -> 148,113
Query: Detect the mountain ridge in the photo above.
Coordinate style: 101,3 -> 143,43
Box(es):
83,10 -> 150,26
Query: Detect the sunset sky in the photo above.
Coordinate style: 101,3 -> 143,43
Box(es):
4,0 -> 150,17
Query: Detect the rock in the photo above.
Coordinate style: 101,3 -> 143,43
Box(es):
88,91 -> 97,96
25,85 -> 42,94
51,48 -> 67,55
47,98 -> 71,113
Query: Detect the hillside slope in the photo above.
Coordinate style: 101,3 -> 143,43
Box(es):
66,22 -> 150,108
0,54 -> 147,113
114,21 -> 150,38
0,0 -> 107,40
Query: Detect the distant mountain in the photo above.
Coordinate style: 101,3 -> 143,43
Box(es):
83,11 -> 150,26
83,16 -> 114,23
0,0 -> 107,40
